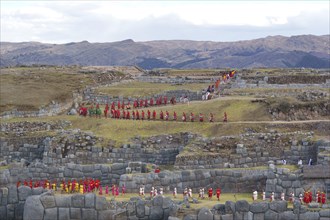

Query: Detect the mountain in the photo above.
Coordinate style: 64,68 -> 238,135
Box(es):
1,35 -> 329,69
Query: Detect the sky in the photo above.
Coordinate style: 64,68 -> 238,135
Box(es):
1,1 -> 329,43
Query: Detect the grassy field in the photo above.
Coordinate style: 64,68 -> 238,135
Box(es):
95,81 -> 210,97
227,87 -> 330,96
2,95 -> 329,146
0,67 -> 93,113
105,192 -> 255,208
165,69 -> 220,76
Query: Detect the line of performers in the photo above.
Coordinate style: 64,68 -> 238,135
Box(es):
16,179 -> 126,196
79,96 -> 176,117
300,191 -> 326,204
137,186 -> 221,201
252,191 -> 327,204
80,103 -> 222,123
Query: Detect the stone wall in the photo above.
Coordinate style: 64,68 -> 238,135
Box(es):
9,193 -> 330,220
83,88 -> 202,105
317,142 -> 330,166
22,191 -> 120,220
0,185 -> 47,220
0,162 -> 127,187
175,135 -> 318,169
1,131 -> 181,166
0,137 -> 47,164
0,120 -> 71,136
119,169 -> 268,194
265,162 -> 304,198
182,199 -> 330,220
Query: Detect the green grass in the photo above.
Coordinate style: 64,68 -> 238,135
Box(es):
0,96 -> 318,146
102,192 -> 255,206
95,82 -> 210,97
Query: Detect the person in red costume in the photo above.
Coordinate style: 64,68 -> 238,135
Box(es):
208,188 -> 213,200
216,188 -> 221,201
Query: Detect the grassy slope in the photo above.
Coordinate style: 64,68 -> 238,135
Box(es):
95,82 -> 210,97
0,97 -> 270,145
0,67 -> 93,113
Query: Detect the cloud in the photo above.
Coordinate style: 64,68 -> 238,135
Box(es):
1,1 -> 329,43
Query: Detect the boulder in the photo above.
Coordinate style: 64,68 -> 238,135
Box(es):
82,208 -> 97,220
212,204 -> 226,215
225,201 -> 236,214
0,205 -> 6,219
250,202 -> 269,213
98,210 -> 116,220
278,211 -> 297,220
299,211 -> 320,220
40,195 -> 56,208
320,209 -> 330,217
197,207 -> 214,220
18,186 -> 31,201
70,207 -> 81,219
96,196 -> 108,210
32,187 -> 44,195
84,193 -> 95,208
153,195 -> 163,206
253,212 -> 265,220
7,185 -> 18,204
15,201 -> 25,220
269,200 -> 287,212
183,215 -> 197,220
44,207 -> 58,220
68,108 -> 77,115
72,194 -> 85,208
58,208 -> 70,220
55,195 -> 71,207
221,214 -> 234,220
265,209 -> 278,220
149,206 -> 163,219
23,195 -> 44,220
136,199 -> 145,218
235,200 -> 249,212
162,196 -> 172,209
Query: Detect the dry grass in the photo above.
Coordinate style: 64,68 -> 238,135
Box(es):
95,82 -> 210,97
0,67 -> 93,113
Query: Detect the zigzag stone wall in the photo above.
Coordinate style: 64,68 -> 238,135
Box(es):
0,163 -> 127,187
119,169 -> 268,194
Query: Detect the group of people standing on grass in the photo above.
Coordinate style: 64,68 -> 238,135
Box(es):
16,178 -> 126,196
79,102 -> 229,123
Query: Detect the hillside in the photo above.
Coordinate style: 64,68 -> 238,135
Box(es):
0,35 -> 329,69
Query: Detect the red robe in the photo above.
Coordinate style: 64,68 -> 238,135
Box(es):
321,193 -> 326,204
152,111 -> 156,120
216,188 -> 221,200
208,188 -> 213,198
